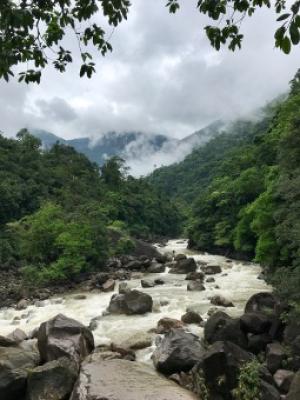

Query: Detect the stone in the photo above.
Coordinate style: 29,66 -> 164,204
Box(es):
181,311 -> 203,325
141,279 -> 155,288
240,312 -> 273,334
0,345 -> 40,400
260,380 -> 281,400
107,290 -> 153,315
174,254 -> 187,261
73,294 -> 87,300
201,264 -> 222,275
26,357 -> 78,400
118,332 -> 153,350
157,318 -> 183,334
248,333 -> 273,354
37,314 -> 94,366
206,277 -> 215,283
147,262 -> 165,273
7,328 -> 27,344
204,311 -> 248,349
102,279 -> 115,292
286,371 -> 300,400
152,328 -> 204,375
70,359 -> 198,400
154,278 -> 165,285
0,335 -> 18,347
124,260 -> 143,270
187,281 -> 206,291
185,272 -> 205,281
210,295 -> 234,307
16,299 -> 29,310
170,258 -> 197,274
245,292 -> 278,314
266,342 -> 286,373
118,282 -> 130,294
273,370 -> 294,394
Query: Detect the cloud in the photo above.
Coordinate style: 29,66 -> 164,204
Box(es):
0,1 -> 299,142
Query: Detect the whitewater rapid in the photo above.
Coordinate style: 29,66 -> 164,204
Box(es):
0,239 -> 271,362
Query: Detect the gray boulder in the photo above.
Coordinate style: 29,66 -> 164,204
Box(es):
266,342 -> 286,373
148,262 -> 165,273
107,290 -> 153,315
245,292 -> 278,314
201,264 -> 222,275
286,371 -> 300,400
169,258 -> 197,274
181,311 -> 203,325
187,281 -> 206,291
210,295 -> 234,307
141,279 -> 155,288
185,271 -> 205,281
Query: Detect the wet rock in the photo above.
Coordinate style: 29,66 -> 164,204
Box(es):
245,292 -> 279,314
106,258 -> 122,269
174,254 -> 187,261
170,258 -> 197,274
7,328 -> 27,344
153,328 -> 204,375
210,295 -> 234,307
0,335 -> 18,347
284,321 -> 300,345
240,312 -> 273,334
124,260 -> 143,270
192,341 -> 253,397
204,311 -> 248,349
70,359 -> 198,400
154,278 -> 165,285
248,333 -> 273,354
266,342 -> 286,373
181,311 -> 203,325
260,380 -> 281,400
185,271 -> 205,281
37,314 -> 94,365
34,300 -> 47,307
141,279 -> 155,288
73,294 -> 87,300
89,316 -> 101,331
187,281 -> 206,291
207,306 -> 219,316
274,370 -> 294,394
107,290 -> 153,315
26,357 -> 78,400
201,264 -> 222,275
155,253 -> 170,264
147,262 -> 165,273
16,299 -> 29,310
118,332 -> 154,350
286,371 -> 300,400
157,317 -> 183,334
118,282 -> 130,294
206,277 -> 215,283
102,279 -> 115,292
0,345 -> 40,400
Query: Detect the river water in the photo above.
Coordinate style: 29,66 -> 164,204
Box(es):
0,239 -> 271,362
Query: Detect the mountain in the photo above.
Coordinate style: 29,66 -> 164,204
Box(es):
31,122 -> 224,176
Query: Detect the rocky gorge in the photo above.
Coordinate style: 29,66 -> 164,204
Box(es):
1,239 -> 300,399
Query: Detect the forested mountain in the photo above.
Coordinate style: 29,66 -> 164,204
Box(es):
0,132 -> 181,283
150,70 -> 300,307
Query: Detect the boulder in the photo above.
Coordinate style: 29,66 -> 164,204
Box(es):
152,328 -> 204,375
107,290 -> 153,315
118,332 -> 153,350
157,318 -> 183,334
37,314 -> 94,365
286,371 -> 300,400
170,258 -> 197,274
284,321 -> 300,345
181,311 -> 203,325
266,342 -> 286,373
141,279 -> 155,288
201,264 -> 222,275
124,260 -> 143,270
247,333 -> 273,354
185,272 -> 205,281
7,328 -> 27,344
73,294 -> 87,300
192,341 -> 253,397
16,299 -> 29,310
70,359 -> 198,400
26,357 -> 78,400
245,292 -> 279,314
0,345 -> 40,400
118,282 -> 130,294
273,370 -> 294,394
154,278 -> 165,285
174,254 -> 187,261
147,262 -> 165,273
210,295 -> 234,307
204,311 -> 248,349
260,380 -> 281,400
206,277 -> 215,283
102,279 -> 115,292
187,281 -> 206,291
240,312 -> 273,334
0,335 -> 18,347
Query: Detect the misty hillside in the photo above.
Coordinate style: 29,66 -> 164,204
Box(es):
30,121 -> 224,176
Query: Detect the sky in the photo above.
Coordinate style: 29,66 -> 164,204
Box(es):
0,1 -> 299,141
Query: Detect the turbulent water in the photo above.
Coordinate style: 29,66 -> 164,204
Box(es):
0,239 -> 271,363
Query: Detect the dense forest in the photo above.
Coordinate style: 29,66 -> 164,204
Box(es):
0,131 -> 181,283
150,70 -> 300,310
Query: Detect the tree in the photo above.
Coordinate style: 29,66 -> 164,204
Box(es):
1,0 -> 300,83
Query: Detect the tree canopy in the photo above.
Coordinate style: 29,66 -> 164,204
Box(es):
0,0 -> 299,83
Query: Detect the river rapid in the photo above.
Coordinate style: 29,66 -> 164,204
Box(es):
0,239 -> 271,363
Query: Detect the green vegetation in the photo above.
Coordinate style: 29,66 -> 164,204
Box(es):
150,69 -> 300,314
0,132 -> 181,283
232,359 -> 262,400
1,0 -> 299,83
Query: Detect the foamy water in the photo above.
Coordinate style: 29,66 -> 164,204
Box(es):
0,239 -> 271,362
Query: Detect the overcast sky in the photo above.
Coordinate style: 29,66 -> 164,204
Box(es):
0,1 -> 299,140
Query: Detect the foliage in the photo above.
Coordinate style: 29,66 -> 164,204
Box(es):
1,0 -> 300,83
232,359 -> 261,400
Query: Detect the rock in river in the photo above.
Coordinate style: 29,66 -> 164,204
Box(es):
108,290 -> 153,315
70,358 -> 198,400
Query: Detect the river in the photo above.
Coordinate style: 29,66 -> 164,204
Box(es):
0,239 -> 271,363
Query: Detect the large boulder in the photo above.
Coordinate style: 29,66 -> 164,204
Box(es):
156,318 -> 183,334
181,311 -> 203,325
273,369 -> 294,394
152,328 -> 204,375
37,314 -> 94,365
0,345 -> 40,400
245,292 -> 279,314
204,311 -> 248,349
201,264 -> 222,275
141,279 -> 155,288
26,357 -> 78,400
210,295 -> 234,307
240,312 -> 273,335
185,272 -> 205,281
107,290 -> 153,315
187,281 -> 205,291
266,342 -> 286,373
286,371 -> 300,400
169,258 -> 197,274
70,358 -> 198,400
147,262 -> 165,273
192,341 -> 253,398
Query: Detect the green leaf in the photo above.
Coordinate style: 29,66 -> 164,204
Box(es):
281,36 -> 291,54
276,13 -> 291,21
